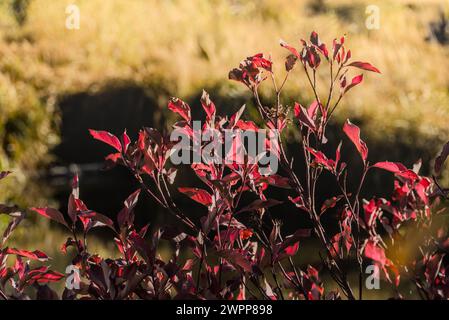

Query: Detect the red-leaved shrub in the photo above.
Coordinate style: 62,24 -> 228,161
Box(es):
1,32 -> 449,300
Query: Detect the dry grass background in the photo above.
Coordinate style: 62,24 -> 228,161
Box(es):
0,0 -> 448,297
0,0 -> 448,174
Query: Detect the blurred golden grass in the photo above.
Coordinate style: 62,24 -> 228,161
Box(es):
1,0 -> 446,149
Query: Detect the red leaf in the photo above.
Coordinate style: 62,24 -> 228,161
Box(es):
294,102 -> 316,131
310,31 -> 328,58
348,61 -> 381,73
229,104 -> 246,128
32,270 -> 65,283
364,240 -> 387,266
122,130 -> 131,152
117,189 -> 141,228
104,152 -> 121,170
284,54 -> 298,71
239,229 -> 253,240
235,120 -> 259,131
31,207 -> 69,229
396,169 -> 419,182
307,147 -> 335,172
307,100 -> 320,120
280,39 -> 301,59
200,90 -> 216,122
237,199 -> 282,214
178,187 -> 213,206
251,53 -> 272,72
288,195 -> 307,211
284,241 -> 299,256
372,161 -> 407,173
6,248 -> 49,261
217,249 -> 252,272
343,119 -> 368,161
320,195 -> 344,214
265,174 -> 291,189
168,97 -> 191,122
89,129 -> 122,152
344,74 -> 363,93
89,211 -> 114,229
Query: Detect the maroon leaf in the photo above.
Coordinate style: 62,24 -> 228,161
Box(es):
217,249 -> 252,272
348,61 -> 381,73
265,174 -> 291,189
31,207 -> 69,229
32,270 -> 65,283
0,171 -> 11,180
278,229 -> 311,252
2,211 -> 24,245
435,141 -> 449,174
237,199 -> 282,214
310,31 -> 328,58
6,248 -> 49,261
285,54 -> 298,71
117,189 -> 141,228
178,187 -> 213,206
129,230 -> 153,264
320,195 -> 344,214
89,212 -> 114,229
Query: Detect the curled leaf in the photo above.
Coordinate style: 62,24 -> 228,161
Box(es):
344,74 -> 363,93
343,119 -> 368,162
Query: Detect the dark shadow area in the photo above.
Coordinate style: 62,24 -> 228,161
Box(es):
54,84 -> 159,164
45,83 -> 439,237
50,84 -> 166,228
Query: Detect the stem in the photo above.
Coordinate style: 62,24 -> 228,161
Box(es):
352,164 -> 369,300
271,268 -> 285,300
0,288 -> 8,300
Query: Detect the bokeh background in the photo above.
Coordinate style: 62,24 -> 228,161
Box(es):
0,0 -> 448,297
